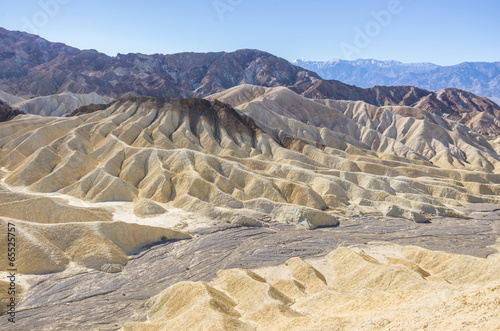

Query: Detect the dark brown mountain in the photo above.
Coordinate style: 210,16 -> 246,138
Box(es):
0,27 -> 499,134
414,88 -> 500,117
413,89 -> 500,135
0,28 -> 319,98
295,80 -> 431,106
294,81 -> 500,135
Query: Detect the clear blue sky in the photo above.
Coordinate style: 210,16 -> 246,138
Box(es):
1,0 -> 499,65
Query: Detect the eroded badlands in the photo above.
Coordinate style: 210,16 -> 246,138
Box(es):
1,87 -> 499,330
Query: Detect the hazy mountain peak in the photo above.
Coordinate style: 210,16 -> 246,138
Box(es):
295,58 -> 500,104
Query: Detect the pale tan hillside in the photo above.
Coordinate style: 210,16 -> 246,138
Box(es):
492,136 -> 500,154
0,182 -> 113,224
0,177 -> 191,275
0,95 -> 499,231
123,243 -> 500,331
0,90 -> 24,106
208,85 -> 500,172
11,92 -> 112,117
0,216 -> 191,274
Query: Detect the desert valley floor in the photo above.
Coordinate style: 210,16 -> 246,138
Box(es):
2,210 -> 500,330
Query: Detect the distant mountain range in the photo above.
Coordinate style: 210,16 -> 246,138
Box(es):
293,59 -> 500,105
0,27 -> 499,134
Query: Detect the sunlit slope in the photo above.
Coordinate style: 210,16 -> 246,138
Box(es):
209,85 -> 500,172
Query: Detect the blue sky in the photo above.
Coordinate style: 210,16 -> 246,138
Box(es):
1,0 -> 499,65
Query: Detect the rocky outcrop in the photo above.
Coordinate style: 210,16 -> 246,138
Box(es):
0,100 -> 24,122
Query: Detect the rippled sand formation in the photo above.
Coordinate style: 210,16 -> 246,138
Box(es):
124,243 -> 500,331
